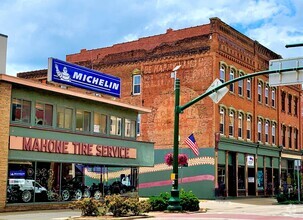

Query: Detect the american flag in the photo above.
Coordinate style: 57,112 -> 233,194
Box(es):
185,133 -> 199,156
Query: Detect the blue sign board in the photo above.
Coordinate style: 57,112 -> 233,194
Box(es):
47,58 -> 121,98
9,170 -> 26,177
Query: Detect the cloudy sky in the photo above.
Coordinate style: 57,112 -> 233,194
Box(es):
1,0 -> 302,76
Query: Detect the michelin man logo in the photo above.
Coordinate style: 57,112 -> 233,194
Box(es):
55,64 -> 71,82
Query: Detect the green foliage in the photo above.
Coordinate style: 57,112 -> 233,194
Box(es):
104,195 -> 150,217
179,189 -> 200,211
276,192 -> 303,204
68,198 -> 107,216
148,192 -> 170,211
148,189 -> 200,211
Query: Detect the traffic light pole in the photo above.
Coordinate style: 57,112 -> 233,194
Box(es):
167,66 -> 303,211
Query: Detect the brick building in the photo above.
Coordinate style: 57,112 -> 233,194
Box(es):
20,17 -> 302,199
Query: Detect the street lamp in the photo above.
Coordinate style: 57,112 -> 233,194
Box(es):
167,66 -> 182,211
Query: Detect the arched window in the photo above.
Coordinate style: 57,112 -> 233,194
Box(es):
229,110 -> 235,137
272,122 -> 276,145
220,107 -> 225,135
265,121 -> 269,143
258,119 -> 262,142
247,78 -> 251,99
246,115 -> 251,140
229,69 -> 235,92
220,64 -> 226,83
238,112 -> 243,138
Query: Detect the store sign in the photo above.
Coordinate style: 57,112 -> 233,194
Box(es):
9,170 -> 26,177
247,155 -> 254,167
9,136 -> 136,159
47,58 -> 121,98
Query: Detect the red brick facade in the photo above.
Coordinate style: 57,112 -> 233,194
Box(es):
66,17 -> 301,153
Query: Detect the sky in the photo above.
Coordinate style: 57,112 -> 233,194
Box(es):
0,0 -> 302,76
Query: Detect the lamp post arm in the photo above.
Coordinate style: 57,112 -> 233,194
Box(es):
179,66 -> 303,112
285,43 -> 303,48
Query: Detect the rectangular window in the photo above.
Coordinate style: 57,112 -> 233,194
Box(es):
272,123 -> 276,145
258,120 -> 262,142
229,111 -> 234,136
220,108 -> 225,135
93,112 -> 107,134
238,113 -> 243,138
247,78 -> 251,99
282,125 -> 286,147
288,94 -> 292,114
12,98 -> 31,123
136,114 -> 141,136
271,89 -> 276,108
247,116 -> 251,140
133,75 -> 141,95
238,78 -> 243,96
35,102 -> 53,126
76,110 -> 91,132
265,86 -> 269,105
294,128 -> 298,149
229,70 -> 234,92
57,107 -> 73,129
125,119 -> 136,138
294,97 -> 298,116
220,65 -> 225,83
265,122 -> 269,143
281,92 -> 286,112
258,83 -> 262,103
110,116 -> 122,136
288,127 -> 292,148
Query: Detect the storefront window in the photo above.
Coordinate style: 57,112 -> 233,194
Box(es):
238,166 -> 245,189
217,165 -> 225,196
12,98 -> 31,123
125,119 -> 136,138
35,102 -> 53,126
257,169 -> 264,190
7,161 -> 138,204
93,112 -> 107,134
57,106 -> 73,129
76,110 -> 91,132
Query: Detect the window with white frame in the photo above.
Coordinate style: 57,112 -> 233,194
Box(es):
238,73 -> 243,96
272,123 -> 276,145
136,114 -> 141,136
132,75 -> 141,95
258,119 -> 262,142
258,82 -> 262,103
229,69 -> 235,92
265,121 -> 269,143
238,112 -> 243,138
220,64 -> 226,83
229,110 -> 235,137
220,107 -> 225,135
125,119 -> 136,138
110,116 -> 122,136
265,86 -> 269,105
247,115 -> 251,140
271,88 -> 276,108
247,78 -> 251,99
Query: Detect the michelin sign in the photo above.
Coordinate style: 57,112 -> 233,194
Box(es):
47,58 -> 121,98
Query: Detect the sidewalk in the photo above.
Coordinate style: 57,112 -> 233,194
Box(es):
1,198 -> 303,220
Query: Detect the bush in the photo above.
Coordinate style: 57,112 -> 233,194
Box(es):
180,189 -> 200,211
148,189 -> 200,211
104,195 -> 150,217
148,192 -> 170,211
69,198 -> 107,216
